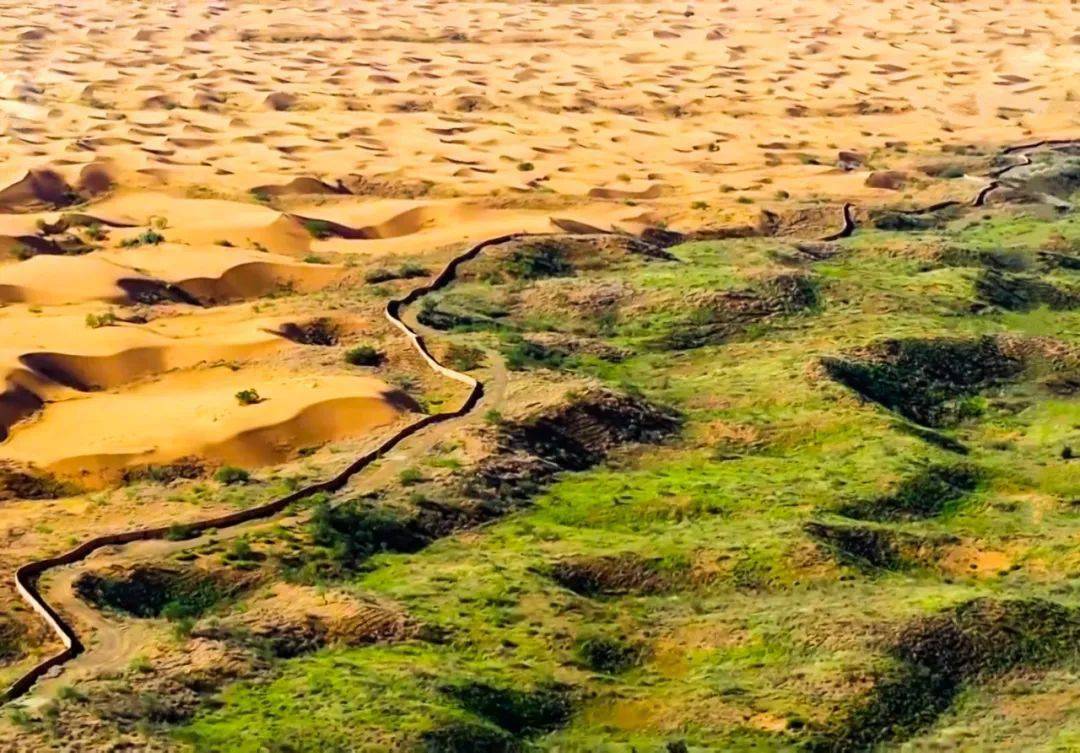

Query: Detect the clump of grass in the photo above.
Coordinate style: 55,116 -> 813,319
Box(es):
576,635 -> 642,674
85,311 -> 118,328
215,466 -> 250,485
517,162 -> 535,172
119,229 -> 165,247
399,468 -> 424,486
344,345 -> 382,366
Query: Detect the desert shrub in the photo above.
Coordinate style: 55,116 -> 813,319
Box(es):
309,500 -> 429,567
215,466 -> 250,485
576,635 -> 641,674
345,345 -> 382,366
871,211 -> 934,232
235,389 -> 261,405
302,219 -> 334,239
503,339 -> 568,371
505,242 -> 572,280
85,311 -> 118,328
119,229 -> 165,247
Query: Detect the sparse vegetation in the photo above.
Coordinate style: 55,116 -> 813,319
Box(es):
85,310 -> 119,328
119,229 -> 166,247
344,345 -> 382,366
234,388 -> 262,406
214,466 -> 250,485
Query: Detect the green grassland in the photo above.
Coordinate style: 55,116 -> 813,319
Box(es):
160,208 -> 1080,751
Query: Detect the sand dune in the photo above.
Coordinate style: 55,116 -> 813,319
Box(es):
0,0 -> 1072,525
1,371 -> 413,483
0,0 -> 1070,203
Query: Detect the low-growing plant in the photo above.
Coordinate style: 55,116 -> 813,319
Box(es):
85,311 -> 118,328
345,345 -> 382,366
215,466 -> 250,485
119,229 -> 165,247
235,389 -> 261,406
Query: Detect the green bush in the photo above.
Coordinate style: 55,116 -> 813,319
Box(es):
309,500 -> 428,567
215,466 -> 250,485
119,229 -> 165,247
576,635 -> 641,674
345,345 -> 381,366
235,389 -> 261,406
85,311 -> 118,329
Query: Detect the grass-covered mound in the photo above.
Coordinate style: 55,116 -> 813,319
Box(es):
815,598 -> 1080,751
821,337 -> 1025,426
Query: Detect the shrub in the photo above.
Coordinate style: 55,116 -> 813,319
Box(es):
235,389 -> 261,406
309,500 -> 428,567
215,466 -> 250,485
420,722 -> 515,753
165,523 -> 197,541
85,311 -> 118,328
517,162 -> 535,172
444,343 -> 485,371
399,467 -> 424,486
119,229 -> 165,247
576,635 -> 641,674
345,345 -> 381,366
364,267 -> 395,284
505,242 -> 572,280
442,681 -> 573,735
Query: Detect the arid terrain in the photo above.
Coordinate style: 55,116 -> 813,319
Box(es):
0,1 -> 1077,751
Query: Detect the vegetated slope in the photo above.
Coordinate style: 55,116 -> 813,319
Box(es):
8,201 -> 1080,752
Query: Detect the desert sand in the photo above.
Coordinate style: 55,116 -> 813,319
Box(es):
0,0 -> 1072,516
